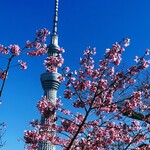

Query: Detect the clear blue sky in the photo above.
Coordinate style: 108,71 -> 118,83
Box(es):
0,0 -> 150,149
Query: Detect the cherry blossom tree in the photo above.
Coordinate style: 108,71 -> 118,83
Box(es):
0,31 -> 149,150
23,37 -> 150,150
0,28 -> 50,96
0,27 -> 149,150
0,28 -> 50,148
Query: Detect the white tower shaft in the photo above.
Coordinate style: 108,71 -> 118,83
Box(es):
38,0 -> 60,150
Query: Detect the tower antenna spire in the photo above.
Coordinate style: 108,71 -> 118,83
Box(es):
50,0 -> 59,48
52,0 -> 59,35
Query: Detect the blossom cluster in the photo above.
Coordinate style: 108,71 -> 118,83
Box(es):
0,44 -> 20,56
27,43 -> 48,56
24,130 -> 40,149
37,96 -> 56,119
27,28 -> 50,56
44,54 -> 64,72
9,44 -> 21,56
36,28 -> 50,43
0,28 -> 50,82
18,60 -> 27,70
0,45 -> 8,54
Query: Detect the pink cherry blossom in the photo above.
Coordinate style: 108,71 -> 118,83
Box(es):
60,109 -> 71,115
36,28 -> 50,37
37,96 -> 56,118
145,49 -> 150,55
73,99 -> 85,108
24,130 -> 40,149
29,119 -> 40,129
28,48 -> 48,56
9,44 -> 20,56
64,89 -> 73,99
18,60 -> 27,70
128,66 -> 139,76
0,71 -> 7,80
65,67 -> 70,73
0,45 -> 8,54
139,58 -> 149,69
132,120 -> 141,130
57,47 -> 65,53
134,56 -> 140,62
76,113 -> 84,124
108,66 -> 115,76
98,79 -> 107,90
44,54 -> 64,72
123,38 -> 130,47
35,28 -> 50,43
57,75 -> 65,82
33,42 -> 41,49
26,40 -> 32,48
